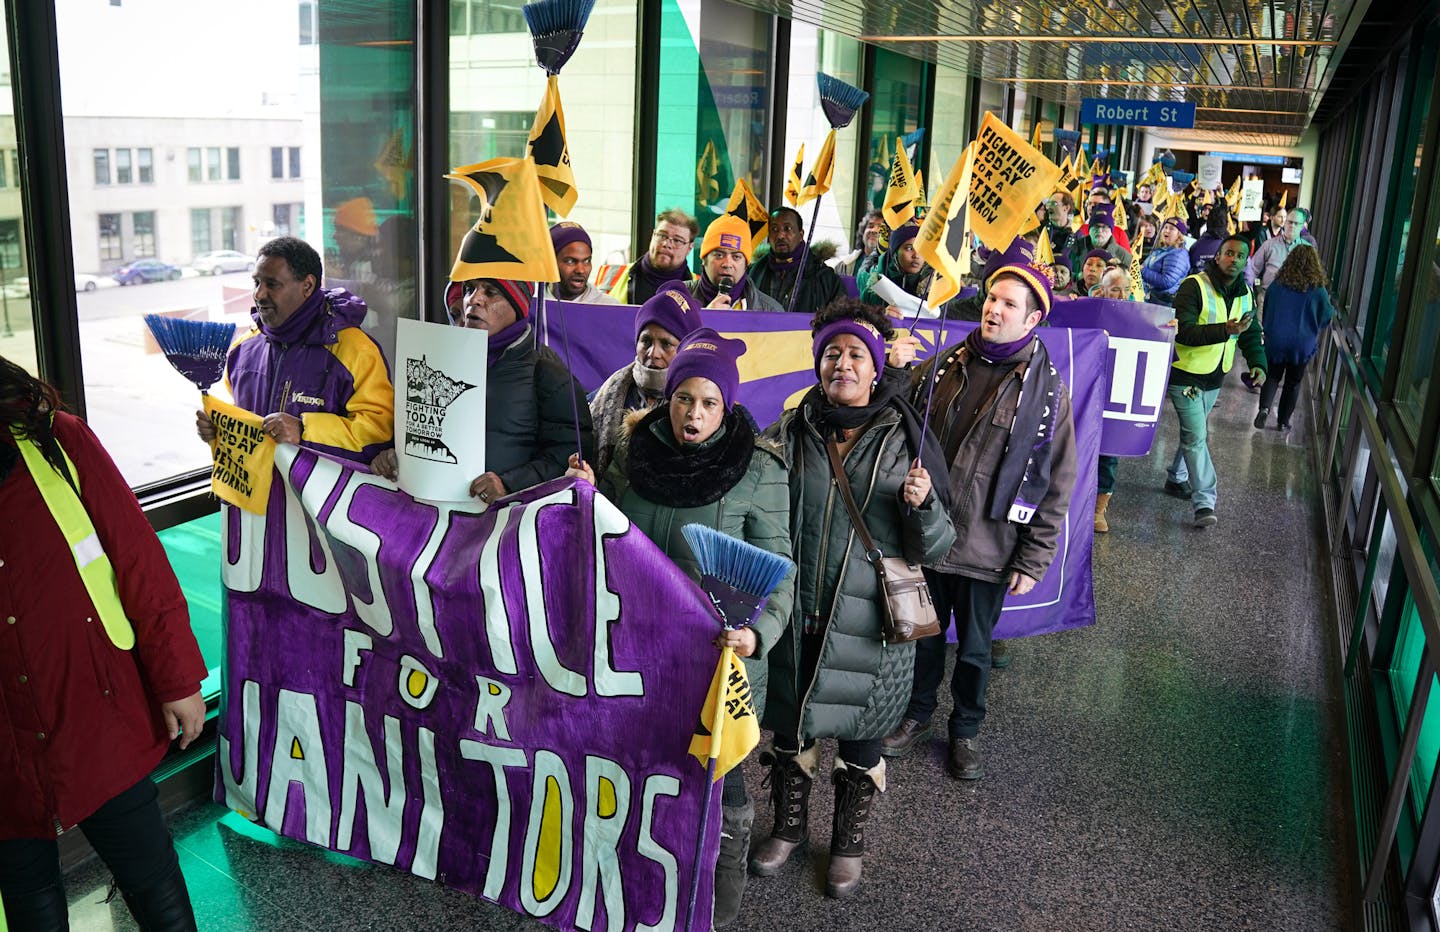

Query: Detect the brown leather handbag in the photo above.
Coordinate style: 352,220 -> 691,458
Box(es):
825,440 -> 941,644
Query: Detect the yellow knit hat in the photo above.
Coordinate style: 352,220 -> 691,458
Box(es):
699,215 -> 753,264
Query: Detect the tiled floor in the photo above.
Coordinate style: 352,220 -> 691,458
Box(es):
62,376 -> 1352,931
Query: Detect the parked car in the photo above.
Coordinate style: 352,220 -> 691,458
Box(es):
192,250 -> 255,276
113,259 -> 181,285
75,273 -> 100,292
1,275 -> 102,297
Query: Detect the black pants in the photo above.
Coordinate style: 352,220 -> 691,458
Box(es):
905,569 -> 1008,739
1258,359 -> 1309,426
773,736 -> 883,769
0,778 -> 180,914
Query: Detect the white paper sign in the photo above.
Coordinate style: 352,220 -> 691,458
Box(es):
1239,179 -> 1266,221
394,318 -> 489,502
1197,156 -> 1223,192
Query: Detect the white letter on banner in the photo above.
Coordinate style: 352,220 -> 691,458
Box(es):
473,676 -> 513,741
220,505 -> 264,592
336,702 -> 406,865
575,756 -> 631,932
341,629 -> 372,687
302,456 -> 394,637
264,689 -> 332,846
412,727 -> 444,880
633,775 -> 680,932
1106,337 -> 1171,423
218,678 -> 261,817
458,740 -> 528,898
280,453 -> 347,615
591,496 -> 642,697
409,503 -> 455,659
520,750 -> 576,918
478,502 -> 519,675
517,489 -> 586,697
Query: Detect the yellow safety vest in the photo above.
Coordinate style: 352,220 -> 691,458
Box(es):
12,423 -> 136,650
1172,272 -> 1253,375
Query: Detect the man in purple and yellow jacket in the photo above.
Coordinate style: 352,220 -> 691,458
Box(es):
195,235 -> 393,463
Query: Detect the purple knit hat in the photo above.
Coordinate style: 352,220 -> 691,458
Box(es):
813,318 -> 886,378
1089,203 -> 1115,229
981,237 -> 1034,284
1082,248 -> 1113,266
986,239 -> 1054,319
634,285 -> 703,342
664,328 -> 746,410
887,222 -> 920,259
550,221 -> 592,255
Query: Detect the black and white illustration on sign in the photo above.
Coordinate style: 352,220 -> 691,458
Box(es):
404,356 -> 477,464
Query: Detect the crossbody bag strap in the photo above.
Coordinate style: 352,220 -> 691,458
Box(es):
824,439 -> 881,563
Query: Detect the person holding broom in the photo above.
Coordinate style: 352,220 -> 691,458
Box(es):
754,299 -> 954,898
565,328 -> 793,927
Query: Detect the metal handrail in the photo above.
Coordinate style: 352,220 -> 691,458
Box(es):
1320,327 -> 1440,902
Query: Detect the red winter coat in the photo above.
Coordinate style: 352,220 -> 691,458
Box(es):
0,413 -> 205,839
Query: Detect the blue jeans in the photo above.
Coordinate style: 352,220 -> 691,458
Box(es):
1166,383 -> 1221,511
1098,455 -> 1119,495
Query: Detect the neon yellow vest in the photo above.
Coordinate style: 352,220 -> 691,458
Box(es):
12,424 -> 136,649
1172,272 -> 1253,375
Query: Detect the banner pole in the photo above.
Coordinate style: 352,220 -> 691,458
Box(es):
684,646 -> 732,932
542,283 -> 586,466
783,198 -> 825,315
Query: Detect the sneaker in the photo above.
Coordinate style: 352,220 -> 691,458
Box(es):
1253,408 -> 1268,429
1194,508 -> 1218,529
990,639 -> 1011,669
1164,479 -> 1192,499
1277,421 -> 1291,432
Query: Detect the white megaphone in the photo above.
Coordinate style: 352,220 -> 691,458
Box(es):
871,274 -> 940,319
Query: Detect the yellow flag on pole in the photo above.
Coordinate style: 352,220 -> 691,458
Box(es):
724,178 -> 770,255
1129,235 -> 1146,301
882,137 -> 920,231
1030,123 -> 1044,150
1279,189 -> 1288,209
914,170 -> 927,211
1035,227 -> 1054,268
446,156 -> 560,283
784,143 -> 805,207
965,112 -> 1064,252
915,142 -> 976,308
526,75 -> 578,216
373,128 -> 411,202
697,140 -> 721,210
687,648 -> 760,781
202,395 -> 275,515
797,129 -> 836,205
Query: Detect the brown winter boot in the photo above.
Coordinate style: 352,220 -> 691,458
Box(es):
825,758 -> 884,898
1094,492 -> 1112,533
748,745 -> 818,877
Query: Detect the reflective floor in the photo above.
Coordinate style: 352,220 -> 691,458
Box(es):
63,373 -> 1352,931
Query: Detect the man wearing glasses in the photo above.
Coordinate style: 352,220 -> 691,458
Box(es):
607,209 -> 698,305
1249,207 -> 1311,314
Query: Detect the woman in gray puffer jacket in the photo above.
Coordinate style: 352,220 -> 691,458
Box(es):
752,300 -> 955,899
568,328 -> 792,928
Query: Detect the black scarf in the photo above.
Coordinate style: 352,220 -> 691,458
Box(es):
799,378 -> 951,510
626,404 -> 756,508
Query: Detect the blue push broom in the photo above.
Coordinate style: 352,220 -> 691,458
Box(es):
786,72 -> 870,314
679,524 -> 792,932
143,315 -> 236,394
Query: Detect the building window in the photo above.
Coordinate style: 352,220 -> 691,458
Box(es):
220,207 -> 241,251
137,148 -> 153,184
132,211 -> 156,257
8,152 -> 16,189
206,147 -> 222,182
288,147 -> 301,178
227,147 -> 241,181
187,147 -> 202,183
272,203 -> 293,236
0,150 -> 7,188
115,148 -> 132,184
98,213 -> 121,261
93,149 -> 110,185
190,208 -> 211,255
299,1 -> 316,44
271,147 -> 284,179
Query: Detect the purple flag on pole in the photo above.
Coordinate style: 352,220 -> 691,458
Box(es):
216,447 -> 725,931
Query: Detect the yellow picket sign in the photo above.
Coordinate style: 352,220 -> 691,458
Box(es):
203,395 -> 276,515
965,112 -> 1063,253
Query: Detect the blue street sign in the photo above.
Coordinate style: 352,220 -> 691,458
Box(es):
1080,98 -> 1196,129
1205,151 -> 1288,165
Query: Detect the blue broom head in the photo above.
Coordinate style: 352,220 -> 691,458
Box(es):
817,72 -> 869,129
682,524 -> 793,629
144,315 -> 235,392
523,0 -> 596,74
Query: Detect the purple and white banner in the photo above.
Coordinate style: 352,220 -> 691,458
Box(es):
216,447 -> 725,931
541,302 -> 1106,638
1046,297 -> 1177,458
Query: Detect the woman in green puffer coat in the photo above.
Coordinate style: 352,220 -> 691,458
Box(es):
568,327 -> 792,929
751,299 -> 955,899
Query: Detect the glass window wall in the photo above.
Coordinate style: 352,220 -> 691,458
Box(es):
865,49 -> 927,217
55,0 -> 418,487
0,13 -> 36,376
